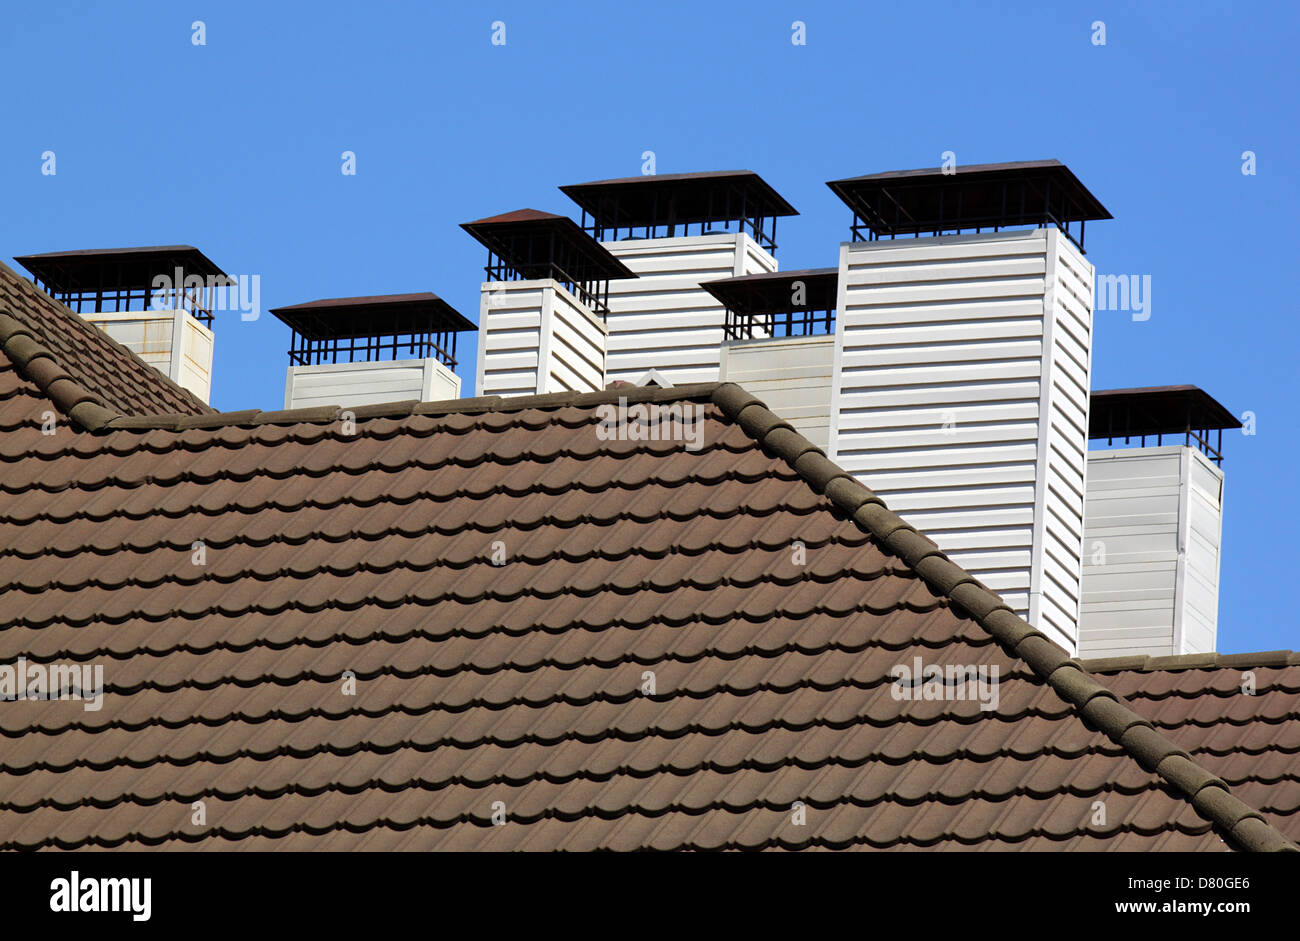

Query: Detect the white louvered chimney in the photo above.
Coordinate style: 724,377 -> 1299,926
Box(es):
269,293 -> 472,410
559,172 -> 796,386
16,245 -> 224,404
704,268 -> 839,451
821,161 -> 1109,654
1078,387 -> 1239,658
463,209 -> 632,397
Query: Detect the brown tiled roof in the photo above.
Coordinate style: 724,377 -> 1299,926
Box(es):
0,260 -> 210,425
0,277 -> 1295,851
1083,654 -> 1300,841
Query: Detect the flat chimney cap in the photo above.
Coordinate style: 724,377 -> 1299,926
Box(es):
14,245 -> 230,294
827,159 -> 1111,242
1089,385 -> 1241,439
560,170 -> 798,229
702,268 -> 838,316
269,292 -> 474,341
460,209 -> 636,282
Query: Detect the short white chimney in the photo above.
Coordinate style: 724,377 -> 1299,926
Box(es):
16,245 -> 224,404
462,209 -> 634,396
704,268 -> 838,451
560,171 -> 797,385
824,161 -> 1111,654
1079,386 -> 1240,658
270,293 -> 472,410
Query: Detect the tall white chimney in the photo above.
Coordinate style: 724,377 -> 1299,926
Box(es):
463,209 -> 634,397
823,161 -> 1111,654
560,171 -> 798,385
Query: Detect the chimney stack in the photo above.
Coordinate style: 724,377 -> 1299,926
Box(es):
462,209 -> 634,397
16,245 -> 226,404
269,293 -> 473,410
703,267 -> 838,451
823,160 -> 1112,653
1079,386 -> 1240,658
560,171 -> 798,385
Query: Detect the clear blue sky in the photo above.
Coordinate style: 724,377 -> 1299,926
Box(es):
1,1 -> 1296,654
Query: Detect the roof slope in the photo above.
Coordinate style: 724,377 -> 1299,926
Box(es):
1086,654 -> 1300,840
0,345 -> 1294,849
0,260 -> 210,422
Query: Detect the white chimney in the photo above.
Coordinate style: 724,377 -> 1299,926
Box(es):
704,268 -> 839,451
560,171 -> 797,385
463,209 -> 633,396
823,161 -> 1110,654
270,293 -> 471,410
1079,387 -> 1239,658
15,245 -> 223,404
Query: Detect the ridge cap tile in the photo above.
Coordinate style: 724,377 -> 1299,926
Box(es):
173,409 -> 264,429
253,405 -> 342,425
105,414 -> 185,430
1080,650 -> 1300,674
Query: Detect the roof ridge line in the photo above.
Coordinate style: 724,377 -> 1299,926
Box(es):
101,382 -> 727,432
1082,651 -> 1300,674
0,307 -> 122,432
709,381 -> 1298,854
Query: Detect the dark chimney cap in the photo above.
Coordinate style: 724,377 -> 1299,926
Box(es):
1089,386 -> 1241,438
269,292 -> 474,341
560,170 -> 798,231
460,209 -> 636,283
14,245 -> 230,295
827,159 -> 1111,250
1089,385 -> 1241,466
701,268 -> 838,316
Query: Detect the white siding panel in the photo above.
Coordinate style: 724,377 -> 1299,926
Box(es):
476,282 -> 544,397
834,379 -> 1040,411
720,334 -> 833,450
1035,231 -> 1093,652
839,359 -> 1043,388
1182,449 -> 1225,654
603,233 -> 776,384
844,317 -> 1046,348
82,308 -> 214,404
886,507 -> 1035,531
831,228 -> 1092,653
843,299 -> 1045,328
285,358 -> 460,410
546,284 -> 606,393
837,442 -> 1039,471
835,399 -> 1040,431
841,339 -> 1044,369
1079,446 -> 1224,658
862,464 -> 1037,492
177,315 -> 214,403
476,280 -> 605,397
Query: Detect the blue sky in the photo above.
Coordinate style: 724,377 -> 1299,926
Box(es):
1,1 -> 1296,653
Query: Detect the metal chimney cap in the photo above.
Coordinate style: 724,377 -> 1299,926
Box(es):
14,245 -> 230,294
269,292 -> 474,341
